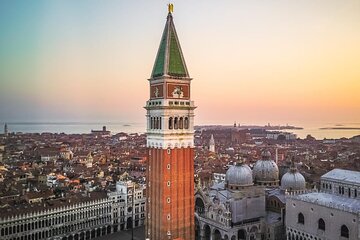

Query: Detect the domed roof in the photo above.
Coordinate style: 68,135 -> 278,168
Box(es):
226,162 -> 253,188
281,163 -> 306,191
253,151 -> 279,184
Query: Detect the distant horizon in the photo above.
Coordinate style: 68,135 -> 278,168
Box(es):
1,121 -> 360,140
1,120 -> 360,127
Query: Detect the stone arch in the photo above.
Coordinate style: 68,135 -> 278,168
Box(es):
204,224 -> 211,240
224,234 -> 229,240
213,228 -> 222,240
238,229 -> 246,240
195,196 -> 205,216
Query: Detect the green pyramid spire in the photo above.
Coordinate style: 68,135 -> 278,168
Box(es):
151,13 -> 189,78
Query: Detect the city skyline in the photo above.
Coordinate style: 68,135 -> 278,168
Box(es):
1,0 -> 360,125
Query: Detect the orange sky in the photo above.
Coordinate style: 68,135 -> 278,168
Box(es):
0,0 -> 359,125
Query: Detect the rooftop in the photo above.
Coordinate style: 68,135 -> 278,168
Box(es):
321,168 -> 360,185
292,192 -> 360,214
151,11 -> 189,78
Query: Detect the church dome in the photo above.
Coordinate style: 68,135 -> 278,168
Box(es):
226,162 -> 253,188
281,164 -> 306,191
253,150 -> 279,186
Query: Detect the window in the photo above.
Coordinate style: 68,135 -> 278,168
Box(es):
341,225 -> 349,238
168,117 -> 173,129
174,117 -> 178,129
184,117 -> 189,129
298,213 -> 304,224
179,117 -> 183,129
318,218 -> 325,231
167,163 -> 171,169
167,181 -> 171,187
150,117 -> 154,129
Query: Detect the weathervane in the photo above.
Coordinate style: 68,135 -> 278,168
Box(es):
168,3 -> 174,13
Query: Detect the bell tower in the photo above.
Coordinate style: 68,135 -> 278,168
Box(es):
145,4 -> 195,240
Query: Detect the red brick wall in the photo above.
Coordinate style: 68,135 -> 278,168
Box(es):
146,147 -> 194,240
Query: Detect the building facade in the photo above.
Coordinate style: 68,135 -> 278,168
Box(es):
145,5 -> 196,240
286,169 -> 360,240
195,152 -> 307,240
0,181 -> 146,240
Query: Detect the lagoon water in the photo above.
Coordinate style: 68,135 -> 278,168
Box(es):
1,122 -> 360,140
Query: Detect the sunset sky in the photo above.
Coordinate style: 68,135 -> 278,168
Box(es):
0,0 -> 359,126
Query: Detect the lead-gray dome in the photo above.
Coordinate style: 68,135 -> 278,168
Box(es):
253,151 -> 279,185
226,162 -> 253,188
281,165 -> 306,191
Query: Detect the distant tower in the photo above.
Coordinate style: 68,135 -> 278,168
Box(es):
4,123 -> 8,136
86,152 -> 93,168
234,121 -> 237,127
145,5 -> 195,240
209,134 -> 215,153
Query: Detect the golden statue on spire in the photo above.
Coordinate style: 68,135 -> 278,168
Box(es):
168,3 -> 174,13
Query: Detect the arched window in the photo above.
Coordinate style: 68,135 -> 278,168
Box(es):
298,213 -> 304,224
159,117 -> 162,129
341,225 -> 349,238
174,117 -> 178,129
150,117 -> 153,129
184,117 -> 189,129
179,117 -> 183,129
169,117 -> 173,129
318,218 -> 325,230
156,117 -> 159,129
355,189 -> 357,198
